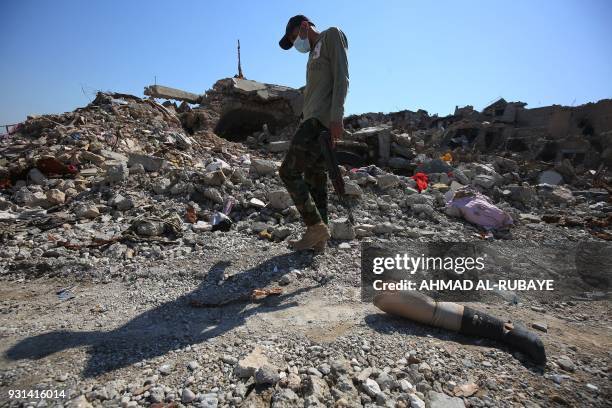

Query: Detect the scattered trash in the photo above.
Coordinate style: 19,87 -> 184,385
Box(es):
36,157 -> 77,176
222,197 -> 235,214
189,287 -> 283,308
250,287 -> 282,300
440,152 -> 453,162
447,187 -> 513,230
211,212 -> 232,232
258,229 -> 273,240
411,172 -> 429,192
56,285 -> 77,301
209,197 -> 235,232
185,205 -> 198,223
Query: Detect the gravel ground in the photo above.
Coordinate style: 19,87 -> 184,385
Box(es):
0,93 -> 610,407
0,225 -> 610,407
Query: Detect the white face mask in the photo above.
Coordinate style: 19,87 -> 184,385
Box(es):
294,33 -> 310,53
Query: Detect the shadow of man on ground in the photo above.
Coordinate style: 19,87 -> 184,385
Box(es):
6,251 -> 319,377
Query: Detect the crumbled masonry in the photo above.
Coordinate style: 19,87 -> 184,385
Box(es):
0,78 -> 610,407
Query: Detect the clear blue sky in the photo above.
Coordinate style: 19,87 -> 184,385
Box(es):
1,0 -> 611,125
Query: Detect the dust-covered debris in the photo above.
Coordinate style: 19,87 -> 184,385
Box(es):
0,84 -> 610,407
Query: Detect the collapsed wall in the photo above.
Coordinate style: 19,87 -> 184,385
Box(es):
206,78 -> 302,140
1,82 -> 610,261
337,98 -> 612,170
159,78 -> 303,141
439,99 -> 612,168
143,80 -> 612,170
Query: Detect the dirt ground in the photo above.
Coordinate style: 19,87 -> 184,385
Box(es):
0,235 -> 610,407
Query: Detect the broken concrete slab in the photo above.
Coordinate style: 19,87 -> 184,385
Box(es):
100,150 -> 128,163
228,78 -> 302,111
428,391 -> 465,408
235,346 -> 270,378
204,78 -> 303,140
268,190 -> 293,210
79,168 -> 99,177
350,125 -> 392,166
104,161 -> 129,183
376,174 -> 400,190
79,151 -> 105,165
344,181 -> 363,197
250,159 -> 278,176
144,84 -> 202,104
128,153 -> 168,173
330,217 -> 355,240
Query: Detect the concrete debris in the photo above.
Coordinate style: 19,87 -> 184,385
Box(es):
330,217 -> 355,240
428,391 -> 465,408
0,80 -> 610,408
190,78 -> 304,141
254,365 -> 280,386
344,180 -> 363,196
127,153 -> 167,173
104,161 -> 129,184
73,204 -> 100,220
144,84 -> 203,104
28,168 -> 47,185
134,220 -> 166,237
250,158 -> 278,176
376,174 -> 400,190
267,190 -> 293,210
362,377 -> 382,397
235,347 -> 269,378
45,189 -> 66,206
532,321 -> 548,332
248,197 -> 266,208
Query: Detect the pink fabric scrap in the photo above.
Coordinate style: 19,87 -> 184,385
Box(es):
448,193 -> 513,230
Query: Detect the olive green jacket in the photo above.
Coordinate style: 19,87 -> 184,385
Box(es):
301,27 -> 349,128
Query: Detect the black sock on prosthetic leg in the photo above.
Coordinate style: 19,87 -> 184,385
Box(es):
459,306 -> 505,342
459,307 -> 546,364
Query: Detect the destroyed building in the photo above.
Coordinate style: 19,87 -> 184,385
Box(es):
145,78 -> 303,142
1,75 -> 610,248
143,80 -> 612,174
0,77 -> 610,408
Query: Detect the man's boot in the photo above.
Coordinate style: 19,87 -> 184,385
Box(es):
290,222 -> 330,251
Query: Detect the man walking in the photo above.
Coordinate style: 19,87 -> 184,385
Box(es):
278,15 -> 349,251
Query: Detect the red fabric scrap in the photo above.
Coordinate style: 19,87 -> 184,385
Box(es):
411,172 -> 429,192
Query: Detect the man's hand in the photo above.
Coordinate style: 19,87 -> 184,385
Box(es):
329,120 -> 343,147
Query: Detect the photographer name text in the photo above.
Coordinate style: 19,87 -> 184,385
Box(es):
373,279 -> 554,291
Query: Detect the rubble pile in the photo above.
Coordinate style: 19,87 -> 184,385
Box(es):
0,91 -> 266,273
0,81 -> 611,408
1,86 -> 611,279
169,77 -> 303,142
339,98 -> 612,169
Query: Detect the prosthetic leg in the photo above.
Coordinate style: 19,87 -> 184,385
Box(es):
374,290 -> 546,364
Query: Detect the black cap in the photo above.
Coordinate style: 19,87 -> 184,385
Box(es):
279,15 -> 313,50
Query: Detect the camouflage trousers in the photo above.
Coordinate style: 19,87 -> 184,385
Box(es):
279,118 -> 328,226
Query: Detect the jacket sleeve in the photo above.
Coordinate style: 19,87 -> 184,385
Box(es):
328,27 -> 349,123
